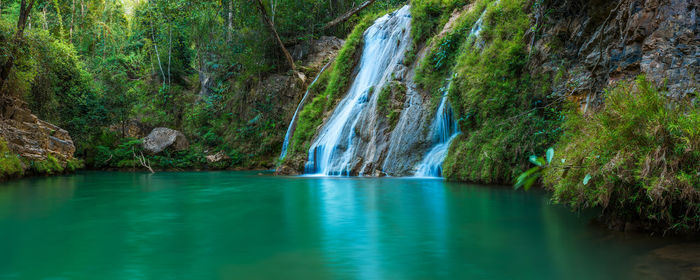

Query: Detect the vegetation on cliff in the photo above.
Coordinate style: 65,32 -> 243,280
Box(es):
543,77 -> 699,233
414,0 -> 560,184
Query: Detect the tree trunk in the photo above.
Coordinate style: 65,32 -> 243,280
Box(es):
151,22 -> 166,87
42,5 -> 47,30
168,24 -> 172,85
255,0 -> 295,71
70,0 -> 75,42
0,0 -> 36,96
321,0 -> 376,30
227,0 -> 233,42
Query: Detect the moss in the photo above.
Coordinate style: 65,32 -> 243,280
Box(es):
0,138 -> 25,179
31,155 -> 65,175
543,77 -> 700,233
436,0 -> 560,184
415,0 -> 495,111
377,81 -> 407,131
410,0 -> 466,47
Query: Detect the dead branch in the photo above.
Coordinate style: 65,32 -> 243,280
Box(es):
321,0 -> 376,31
133,148 -> 154,173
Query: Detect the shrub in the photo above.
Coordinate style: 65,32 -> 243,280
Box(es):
543,77 -> 700,233
0,138 -> 24,179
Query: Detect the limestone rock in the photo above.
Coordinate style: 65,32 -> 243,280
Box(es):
530,0 -> 698,106
0,97 -> 75,164
142,127 -> 189,154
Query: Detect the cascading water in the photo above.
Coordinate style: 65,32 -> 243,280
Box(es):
414,82 -> 459,177
279,62 -> 331,160
305,6 -> 412,176
413,3 -> 496,177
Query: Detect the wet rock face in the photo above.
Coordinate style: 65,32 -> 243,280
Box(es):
531,0 -> 698,105
0,97 -> 75,162
142,127 -> 189,154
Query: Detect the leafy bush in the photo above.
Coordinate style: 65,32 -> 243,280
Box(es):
31,155 -> 64,175
543,77 -> 700,233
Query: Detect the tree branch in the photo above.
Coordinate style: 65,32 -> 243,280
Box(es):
321,0 -> 376,31
255,0 -> 296,71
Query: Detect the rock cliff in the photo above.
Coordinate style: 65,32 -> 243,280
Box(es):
529,0 -> 698,107
0,96 -> 76,179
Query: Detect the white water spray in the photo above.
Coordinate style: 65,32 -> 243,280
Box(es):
414,81 -> 460,177
305,6 -> 412,176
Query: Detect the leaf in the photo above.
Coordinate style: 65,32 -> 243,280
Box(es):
529,155 -> 544,167
583,174 -> 592,185
514,167 -> 541,190
546,148 -> 554,164
523,173 -> 541,191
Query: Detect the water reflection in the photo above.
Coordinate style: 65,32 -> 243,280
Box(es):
0,172 -> 697,279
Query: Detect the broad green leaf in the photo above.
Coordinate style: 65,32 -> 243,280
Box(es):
523,173 -> 541,191
529,155 -> 543,167
546,148 -> 554,164
514,167 -> 540,189
583,174 -> 592,185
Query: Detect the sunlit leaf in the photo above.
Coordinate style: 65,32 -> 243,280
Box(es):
529,155 -> 543,167
583,174 -> 592,185
546,148 -> 554,164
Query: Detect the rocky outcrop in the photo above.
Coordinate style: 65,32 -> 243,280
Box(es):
291,36 -> 344,69
142,127 -> 189,154
0,96 -> 76,174
530,0 -> 698,107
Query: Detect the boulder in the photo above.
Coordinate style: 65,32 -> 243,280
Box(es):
142,127 -> 189,154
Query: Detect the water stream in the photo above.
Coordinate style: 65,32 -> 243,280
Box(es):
279,62 -> 331,160
414,82 -> 460,177
305,6 -> 412,176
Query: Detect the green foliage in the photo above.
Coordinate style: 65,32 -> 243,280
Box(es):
437,0 -> 560,184
543,77 -> 700,233
0,137 -> 24,179
514,147 -> 553,190
376,81 -> 407,130
31,155 -> 64,175
410,0 -> 465,47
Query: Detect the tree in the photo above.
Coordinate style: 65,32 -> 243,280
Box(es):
0,0 -> 36,96
254,0 -> 295,71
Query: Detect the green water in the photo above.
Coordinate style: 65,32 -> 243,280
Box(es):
0,171 -> 694,279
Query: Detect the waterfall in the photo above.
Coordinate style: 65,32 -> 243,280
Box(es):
413,3 -> 496,178
414,82 -> 460,178
279,62 -> 331,160
305,5 -> 412,176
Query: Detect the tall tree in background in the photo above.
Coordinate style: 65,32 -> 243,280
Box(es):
255,0 -> 295,71
0,0 -> 36,96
